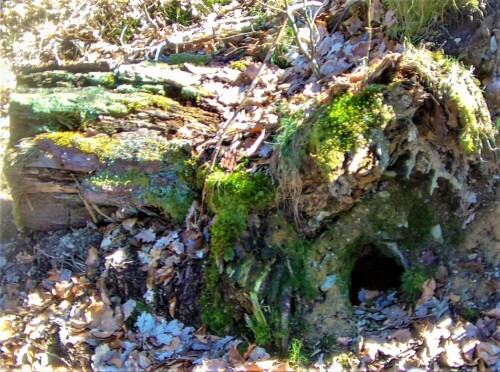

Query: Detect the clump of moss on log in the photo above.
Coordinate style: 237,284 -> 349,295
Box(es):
35,132 -> 186,163
309,86 -> 394,180
200,170 -> 275,335
403,48 -> 496,155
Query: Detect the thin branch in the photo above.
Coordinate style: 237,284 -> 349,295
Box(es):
284,1 -> 322,78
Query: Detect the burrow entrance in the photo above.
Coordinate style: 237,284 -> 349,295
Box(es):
349,244 -> 405,304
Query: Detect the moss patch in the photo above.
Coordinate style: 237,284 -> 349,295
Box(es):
309,86 -> 394,179
200,170 -> 275,336
168,53 -> 212,66
403,48 -> 496,155
206,170 -> 275,261
35,132 -> 187,163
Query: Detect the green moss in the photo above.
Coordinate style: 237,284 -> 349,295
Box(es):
143,185 -> 194,222
384,0 -> 480,41
405,48 -> 495,155
458,306 -> 480,323
229,60 -> 249,71
309,86 -> 394,179
152,0 -> 195,26
206,170 -> 274,260
200,170 -> 275,335
200,258 -> 234,334
35,132 -> 186,163
11,196 -> 24,228
86,169 -> 150,191
168,53 -> 212,66
9,87 -> 132,137
94,8 -> 141,45
401,264 -> 432,300
288,339 -> 312,369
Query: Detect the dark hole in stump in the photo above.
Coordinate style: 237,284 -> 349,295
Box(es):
350,246 -> 404,305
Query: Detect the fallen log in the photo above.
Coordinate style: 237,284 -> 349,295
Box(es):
5,62 -> 221,230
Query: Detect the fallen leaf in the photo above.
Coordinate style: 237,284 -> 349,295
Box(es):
122,218 -> 137,231
417,278 -> 436,305
109,357 -> 123,369
485,308 -> 500,318
15,252 -> 35,264
450,294 -> 461,303
169,297 -> 177,319
346,15 -> 364,34
476,342 -> 500,366
393,328 -> 412,343
247,346 -> 270,361
441,339 -> 464,367
243,343 -> 257,360
135,228 -> 156,243
120,301 -> 136,324
85,246 -> 99,268
229,344 -> 245,364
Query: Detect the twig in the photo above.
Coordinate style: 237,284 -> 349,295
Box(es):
71,174 -> 98,224
284,0 -> 322,78
91,204 -> 115,223
365,0 -> 373,64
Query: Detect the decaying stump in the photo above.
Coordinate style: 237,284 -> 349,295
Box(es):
3,49 -> 498,348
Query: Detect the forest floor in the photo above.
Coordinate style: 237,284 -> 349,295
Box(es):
1,0 -> 499,370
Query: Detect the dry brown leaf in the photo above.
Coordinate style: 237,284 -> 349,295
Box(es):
109,357 -> 123,369
370,0 -> 384,23
163,337 -> 181,351
441,339 -> 464,368
229,344 -> 245,364
97,278 -> 112,306
169,297 -> 177,319
53,281 -> 74,299
156,266 -> 174,285
476,342 -> 499,366
69,318 -> 89,329
85,246 -> 99,268
137,352 -> 151,369
146,268 -> 156,289
485,308 -> 500,318
91,330 -> 116,339
0,316 -> 17,341
417,278 -> 436,305
27,289 -> 52,308
46,269 -> 61,281
193,359 -> 227,371
243,343 -> 257,360
15,252 -> 35,264
393,328 -> 412,343
346,16 -> 364,34
450,294 -> 461,303
238,362 -> 264,371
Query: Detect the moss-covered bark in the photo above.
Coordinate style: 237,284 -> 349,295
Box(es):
4,62 -> 219,230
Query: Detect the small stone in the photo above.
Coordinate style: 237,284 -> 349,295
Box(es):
431,224 -> 444,244
491,36 -> 498,53
450,294 -> 461,303
467,253 -> 478,260
320,275 -> 338,291
378,191 -> 391,199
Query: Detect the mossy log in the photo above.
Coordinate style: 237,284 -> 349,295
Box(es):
3,51 -> 498,351
5,62 -> 220,230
